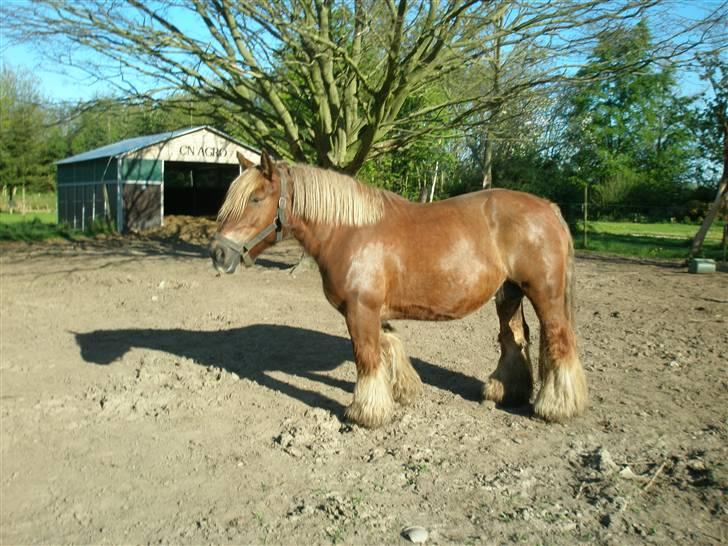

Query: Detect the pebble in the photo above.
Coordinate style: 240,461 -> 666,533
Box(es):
596,447 -> 618,473
618,466 -> 642,480
403,526 -> 429,543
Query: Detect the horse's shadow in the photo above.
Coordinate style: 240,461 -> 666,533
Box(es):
75,324 -> 484,415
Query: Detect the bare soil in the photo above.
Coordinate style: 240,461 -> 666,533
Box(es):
1,216 -> 727,545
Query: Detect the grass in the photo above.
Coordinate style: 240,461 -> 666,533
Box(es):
576,221 -> 726,261
0,211 -> 56,224
586,220 -> 723,241
0,212 -> 114,242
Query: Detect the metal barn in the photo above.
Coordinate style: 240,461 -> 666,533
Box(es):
56,126 -> 260,231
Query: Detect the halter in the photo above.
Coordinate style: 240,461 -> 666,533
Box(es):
213,167 -> 289,267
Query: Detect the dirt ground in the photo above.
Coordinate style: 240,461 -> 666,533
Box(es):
1,216 -> 726,545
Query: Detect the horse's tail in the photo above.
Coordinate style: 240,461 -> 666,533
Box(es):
550,203 -> 576,327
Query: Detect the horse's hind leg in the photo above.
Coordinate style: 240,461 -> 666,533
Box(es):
381,323 -> 422,406
483,282 -> 533,406
530,296 -> 588,422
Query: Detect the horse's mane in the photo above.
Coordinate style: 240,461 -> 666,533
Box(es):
289,164 -> 384,226
217,163 -> 385,227
217,168 -> 265,226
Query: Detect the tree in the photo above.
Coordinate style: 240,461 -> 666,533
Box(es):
62,96 -> 221,155
561,21 -> 698,213
3,0 -> 668,175
0,66 -> 61,194
689,50 -> 728,258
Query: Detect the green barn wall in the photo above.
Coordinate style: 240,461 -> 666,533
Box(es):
120,158 -> 163,183
57,158 -> 118,185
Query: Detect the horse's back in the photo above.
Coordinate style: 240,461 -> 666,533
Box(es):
322,188 -> 571,321
389,188 -> 572,291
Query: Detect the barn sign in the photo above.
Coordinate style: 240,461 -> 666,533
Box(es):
55,126 -> 260,232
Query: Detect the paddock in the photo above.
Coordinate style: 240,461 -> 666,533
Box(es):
1,226 -> 725,545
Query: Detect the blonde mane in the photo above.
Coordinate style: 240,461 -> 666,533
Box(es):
216,168 -> 265,226
217,163 -> 385,227
289,164 -> 384,226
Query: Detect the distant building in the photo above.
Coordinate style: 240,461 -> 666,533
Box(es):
56,126 -> 259,231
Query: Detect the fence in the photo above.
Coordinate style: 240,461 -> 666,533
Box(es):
0,187 -> 56,214
556,201 -> 723,226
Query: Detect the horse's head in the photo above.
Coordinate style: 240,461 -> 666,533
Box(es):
210,150 -> 289,273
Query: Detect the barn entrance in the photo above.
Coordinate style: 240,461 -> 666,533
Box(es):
164,161 -> 240,216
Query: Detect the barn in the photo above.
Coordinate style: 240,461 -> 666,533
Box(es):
56,126 -> 260,231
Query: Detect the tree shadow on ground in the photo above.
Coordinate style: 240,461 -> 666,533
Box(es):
75,324 -> 485,417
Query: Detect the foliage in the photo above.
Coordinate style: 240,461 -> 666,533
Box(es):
562,21 -> 698,209
0,66 -> 64,192
692,50 -> 727,188
358,88 -> 458,200
63,96 -> 223,155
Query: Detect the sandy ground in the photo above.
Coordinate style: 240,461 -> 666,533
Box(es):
1,216 -> 727,545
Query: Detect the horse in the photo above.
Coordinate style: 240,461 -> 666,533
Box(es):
210,151 -> 588,428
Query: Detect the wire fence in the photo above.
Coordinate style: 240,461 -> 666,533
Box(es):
0,188 -> 56,214
557,201 -> 725,226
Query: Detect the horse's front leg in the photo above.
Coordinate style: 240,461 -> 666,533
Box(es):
344,302 -> 395,428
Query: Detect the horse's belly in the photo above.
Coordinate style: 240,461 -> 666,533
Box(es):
385,269 -> 500,321
384,236 -> 505,320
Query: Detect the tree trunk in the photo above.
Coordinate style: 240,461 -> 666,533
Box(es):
481,135 -> 493,189
418,170 -> 429,203
429,162 -> 439,202
688,177 -> 727,259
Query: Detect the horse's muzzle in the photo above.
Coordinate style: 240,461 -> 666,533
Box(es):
209,239 -> 240,274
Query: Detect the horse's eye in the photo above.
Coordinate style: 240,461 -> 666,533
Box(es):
251,196 -> 262,204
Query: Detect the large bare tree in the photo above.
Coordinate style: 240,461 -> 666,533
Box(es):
3,0 -> 695,173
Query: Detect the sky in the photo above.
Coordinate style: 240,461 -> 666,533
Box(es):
0,0 -> 724,105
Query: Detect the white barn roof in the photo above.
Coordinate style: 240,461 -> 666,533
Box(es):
57,126 -> 259,165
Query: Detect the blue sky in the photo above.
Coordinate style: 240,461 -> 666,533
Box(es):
0,0 -> 723,104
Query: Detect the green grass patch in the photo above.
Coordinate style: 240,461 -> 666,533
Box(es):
0,211 -> 57,224
586,220 -> 723,241
575,221 -> 725,261
0,213 -> 114,242
0,217 -> 73,242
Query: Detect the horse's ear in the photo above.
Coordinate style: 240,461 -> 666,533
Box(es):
260,150 -> 275,179
237,151 -> 254,170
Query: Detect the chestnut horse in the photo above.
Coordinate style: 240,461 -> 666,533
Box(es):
210,151 -> 587,428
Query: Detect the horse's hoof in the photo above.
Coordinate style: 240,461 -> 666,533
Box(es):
533,365 -> 588,422
482,377 -> 531,407
344,402 -> 394,429
482,378 -> 504,403
392,369 -> 422,406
